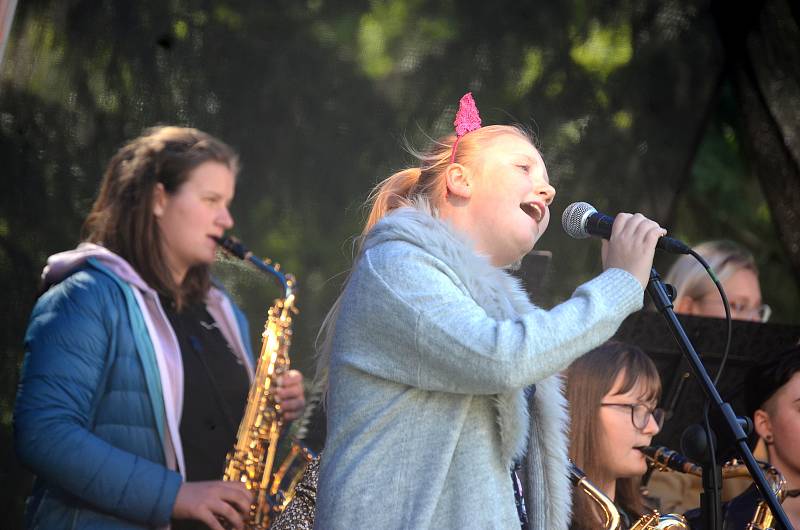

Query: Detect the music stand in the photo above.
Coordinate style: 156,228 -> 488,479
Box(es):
613,310 -> 800,456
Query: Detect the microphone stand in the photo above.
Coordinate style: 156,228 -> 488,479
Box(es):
646,268 -> 792,530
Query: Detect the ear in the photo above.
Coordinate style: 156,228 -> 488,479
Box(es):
673,295 -> 695,315
752,408 -> 773,441
445,163 -> 473,200
152,183 -> 167,218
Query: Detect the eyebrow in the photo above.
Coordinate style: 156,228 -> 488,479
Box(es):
512,153 -> 537,163
203,190 -> 233,204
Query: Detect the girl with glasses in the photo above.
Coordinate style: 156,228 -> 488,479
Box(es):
565,341 -> 665,530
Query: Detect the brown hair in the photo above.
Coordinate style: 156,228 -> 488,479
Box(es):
83,126 -> 239,307
565,341 -> 662,530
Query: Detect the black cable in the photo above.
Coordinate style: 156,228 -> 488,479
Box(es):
687,249 -> 732,386
689,248 -> 730,529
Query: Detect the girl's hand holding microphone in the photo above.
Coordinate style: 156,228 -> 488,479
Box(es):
601,213 -> 667,289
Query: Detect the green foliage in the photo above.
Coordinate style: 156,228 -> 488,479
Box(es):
668,81 -> 800,322
514,47 -> 544,97
355,0 -> 456,80
570,19 -> 633,81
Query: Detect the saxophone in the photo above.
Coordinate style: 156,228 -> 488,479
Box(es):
569,460 -> 689,530
640,446 -> 787,530
570,460 -> 622,530
216,236 -> 314,529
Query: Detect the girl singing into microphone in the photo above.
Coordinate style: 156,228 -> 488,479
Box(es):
313,93 -> 666,529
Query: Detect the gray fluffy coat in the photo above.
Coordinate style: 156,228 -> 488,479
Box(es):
315,202 -> 643,529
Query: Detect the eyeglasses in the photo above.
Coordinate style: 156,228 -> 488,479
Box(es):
600,403 -> 665,430
695,297 -> 772,323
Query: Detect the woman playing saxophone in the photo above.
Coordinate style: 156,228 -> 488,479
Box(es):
565,341 -> 685,529
13,127 -> 306,530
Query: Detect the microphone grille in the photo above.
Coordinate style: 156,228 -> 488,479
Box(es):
561,202 -> 597,239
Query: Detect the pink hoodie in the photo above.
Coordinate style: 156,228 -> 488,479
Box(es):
43,243 -> 255,479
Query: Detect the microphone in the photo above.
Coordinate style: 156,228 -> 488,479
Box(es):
561,202 -> 690,254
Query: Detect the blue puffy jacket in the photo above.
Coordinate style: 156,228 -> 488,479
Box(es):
14,259 -> 252,529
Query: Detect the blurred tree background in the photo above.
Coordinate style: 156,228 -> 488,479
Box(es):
1,0 -> 798,525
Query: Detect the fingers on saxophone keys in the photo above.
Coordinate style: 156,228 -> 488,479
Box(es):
279,397 -> 306,420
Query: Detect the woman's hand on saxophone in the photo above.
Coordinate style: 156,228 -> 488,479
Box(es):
172,480 -> 253,530
275,369 -> 306,421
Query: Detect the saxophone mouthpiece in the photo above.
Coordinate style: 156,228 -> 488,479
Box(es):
638,446 -> 702,476
213,235 -> 250,260
213,234 -> 291,296
637,445 -> 659,459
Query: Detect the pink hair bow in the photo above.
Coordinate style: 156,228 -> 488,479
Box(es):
450,92 -> 482,163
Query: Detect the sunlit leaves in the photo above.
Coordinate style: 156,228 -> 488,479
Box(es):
612,109 -> 632,130
174,19 -> 189,40
514,47 -> 544,97
355,0 -> 456,80
213,4 -> 243,31
2,16 -> 68,103
570,19 -> 633,80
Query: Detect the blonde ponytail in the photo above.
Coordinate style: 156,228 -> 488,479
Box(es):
362,168 -> 422,236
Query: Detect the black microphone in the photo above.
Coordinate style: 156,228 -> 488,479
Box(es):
561,201 -> 690,254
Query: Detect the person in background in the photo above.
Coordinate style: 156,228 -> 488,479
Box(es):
565,341 -> 666,530
14,126 -> 305,530
648,240 -> 772,515
666,239 -> 770,323
685,345 -> 800,529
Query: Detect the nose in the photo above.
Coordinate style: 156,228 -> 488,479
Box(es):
537,181 -> 556,206
218,206 -> 234,230
642,412 -> 661,436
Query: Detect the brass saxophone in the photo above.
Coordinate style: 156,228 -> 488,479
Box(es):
569,460 -> 689,530
216,236 -> 314,529
640,446 -> 787,530
570,460 -> 622,530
